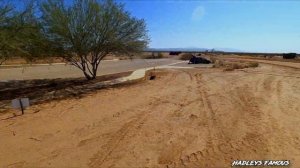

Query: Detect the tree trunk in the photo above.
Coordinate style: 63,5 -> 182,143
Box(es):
83,71 -> 95,80
68,56 -> 101,80
91,65 -> 97,80
82,65 -> 97,80
0,58 -> 6,66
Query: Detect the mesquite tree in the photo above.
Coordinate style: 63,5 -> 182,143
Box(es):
0,1 -> 14,65
0,1 -> 47,65
41,0 -> 148,80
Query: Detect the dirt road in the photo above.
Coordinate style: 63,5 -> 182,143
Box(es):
0,63 -> 300,167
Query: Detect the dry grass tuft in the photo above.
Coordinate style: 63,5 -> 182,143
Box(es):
210,57 -> 217,63
143,52 -> 164,59
248,62 -> 259,67
212,59 -> 225,68
224,63 -> 247,71
212,58 -> 259,71
179,53 -> 193,60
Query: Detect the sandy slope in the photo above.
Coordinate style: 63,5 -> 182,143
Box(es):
0,63 -> 300,168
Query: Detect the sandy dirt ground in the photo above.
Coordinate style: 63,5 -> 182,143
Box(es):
0,71 -> 133,112
0,63 -> 300,168
220,56 -> 300,69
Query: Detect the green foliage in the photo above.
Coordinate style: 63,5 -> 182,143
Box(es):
0,1 -> 48,64
0,0 -> 149,81
40,0 -> 149,79
0,1 -> 15,64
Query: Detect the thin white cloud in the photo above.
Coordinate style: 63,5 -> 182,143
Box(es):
192,6 -> 205,21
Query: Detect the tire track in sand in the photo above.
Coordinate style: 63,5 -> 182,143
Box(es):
166,73 -> 226,168
166,71 -> 271,168
89,70 -> 196,168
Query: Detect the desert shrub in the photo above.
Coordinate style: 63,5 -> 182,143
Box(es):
234,63 -> 248,68
179,53 -> 193,60
223,66 -> 234,71
224,63 -> 247,71
144,52 -> 163,59
169,52 -> 181,55
143,55 -> 154,59
212,57 -> 259,71
157,52 -> 163,58
283,53 -> 296,59
212,59 -> 225,68
247,62 -> 259,67
210,56 -> 217,63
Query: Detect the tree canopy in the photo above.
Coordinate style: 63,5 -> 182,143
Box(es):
0,0 -> 148,80
40,0 -> 149,79
0,0 -> 48,65
0,1 -> 15,64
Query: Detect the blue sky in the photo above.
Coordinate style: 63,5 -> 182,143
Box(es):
119,0 -> 300,53
11,0 -> 300,53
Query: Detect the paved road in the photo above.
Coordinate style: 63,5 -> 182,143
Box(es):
0,59 -> 181,81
